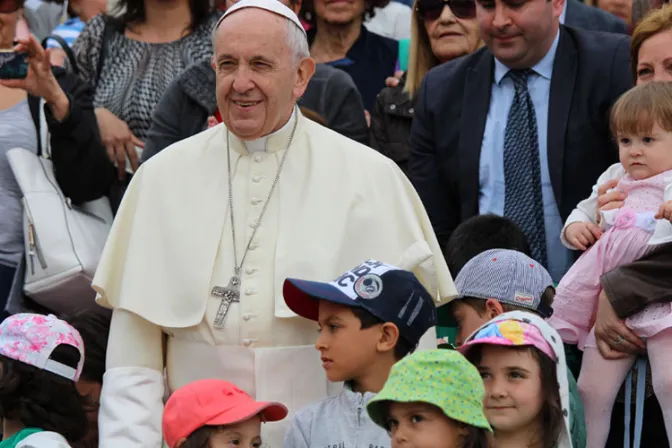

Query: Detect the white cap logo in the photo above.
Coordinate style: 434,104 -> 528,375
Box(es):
331,260 -> 398,301
354,275 -> 383,299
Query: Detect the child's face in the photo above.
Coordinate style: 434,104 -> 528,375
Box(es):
316,301 -> 382,383
476,345 -> 544,437
385,402 -> 468,448
207,416 -> 263,448
451,302 -> 489,347
618,123 -> 672,180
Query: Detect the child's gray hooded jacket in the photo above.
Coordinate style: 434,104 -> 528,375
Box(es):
283,382 -> 390,448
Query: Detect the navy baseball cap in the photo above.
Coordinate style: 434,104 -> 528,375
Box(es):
283,260 -> 438,346
439,249 -> 554,326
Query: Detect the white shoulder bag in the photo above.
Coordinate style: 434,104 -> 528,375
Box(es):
6,99 -> 113,313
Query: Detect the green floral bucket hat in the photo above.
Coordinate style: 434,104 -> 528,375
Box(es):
367,349 -> 491,431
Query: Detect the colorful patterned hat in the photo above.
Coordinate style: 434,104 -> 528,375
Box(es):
0,313 -> 85,381
367,350 -> 491,431
458,319 -> 556,361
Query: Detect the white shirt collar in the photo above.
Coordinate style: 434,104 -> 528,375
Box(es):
244,107 -> 297,153
493,29 -> 561,85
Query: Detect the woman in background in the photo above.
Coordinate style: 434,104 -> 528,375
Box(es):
72,0 -> 217,184
370,0 -> 480,174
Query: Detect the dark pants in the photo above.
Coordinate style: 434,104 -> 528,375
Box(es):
607,396 -> 668,448
0,264 -> 16,321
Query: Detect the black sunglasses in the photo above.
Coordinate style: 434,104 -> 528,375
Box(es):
416,0 -> 476,21
0,0 -> 20,13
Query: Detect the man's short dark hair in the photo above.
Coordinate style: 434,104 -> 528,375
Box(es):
445,214 -> 531,276
350,307 -> 415,360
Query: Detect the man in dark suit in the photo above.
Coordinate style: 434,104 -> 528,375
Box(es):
408,0 -> 632,282
564,0 -> 628,33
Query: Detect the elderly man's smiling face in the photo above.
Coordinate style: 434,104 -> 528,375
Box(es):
212,8 -> 315,140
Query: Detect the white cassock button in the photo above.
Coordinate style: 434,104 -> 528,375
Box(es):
252,176 -> 262,183
242,339 -> 252,346
254,154 -> 263,163
245,289 -> 257,296
249,220 -> 259,228
251,197 -> 262,205
249,243 -> 259,250
245,267 -> 257,274
243,315 -> 251,321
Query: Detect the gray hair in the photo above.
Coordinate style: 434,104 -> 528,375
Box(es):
212,15 -> 310,67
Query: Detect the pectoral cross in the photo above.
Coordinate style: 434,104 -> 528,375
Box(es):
212,274 -> 240,329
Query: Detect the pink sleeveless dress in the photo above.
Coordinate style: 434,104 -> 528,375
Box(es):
549,170 -> 672,349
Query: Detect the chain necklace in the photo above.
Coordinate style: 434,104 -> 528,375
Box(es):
211,112 -> 299,328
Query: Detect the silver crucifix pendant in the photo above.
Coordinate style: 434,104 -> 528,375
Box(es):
212,274 -> 241,329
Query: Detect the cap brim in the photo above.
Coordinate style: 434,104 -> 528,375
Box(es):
457,337 -> 521,356
206,400 -> 289,427
283,278 -> 360,321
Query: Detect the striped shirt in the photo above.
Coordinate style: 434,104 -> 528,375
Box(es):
46,18 -> 85,49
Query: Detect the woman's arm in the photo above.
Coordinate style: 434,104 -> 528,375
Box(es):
142,78 -> 206,164
48,69 -> 115,204
601,243 -> 672,318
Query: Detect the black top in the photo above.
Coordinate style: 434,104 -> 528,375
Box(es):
308,26 -> 398,111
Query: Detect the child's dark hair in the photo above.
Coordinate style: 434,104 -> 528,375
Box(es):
458,286 -> 556,318
445,215 -> 531,276
0,345 -> 88,442
461,424 -> 492,448
351,308 -> 415,360
180,425 -> 219,448
466,345 -> 563,448
381,402 -> 492,448
62,310 -> 111,384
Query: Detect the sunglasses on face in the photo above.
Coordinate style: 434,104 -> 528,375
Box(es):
0,0 -> 20,13
416,0 -> 476,21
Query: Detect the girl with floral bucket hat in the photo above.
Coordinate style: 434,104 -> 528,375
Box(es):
458,312 -> 572,448
0,313 -> 88,448
367,349 -> 493,448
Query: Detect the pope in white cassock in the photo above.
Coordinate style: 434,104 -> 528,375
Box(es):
92,0 -> 457,446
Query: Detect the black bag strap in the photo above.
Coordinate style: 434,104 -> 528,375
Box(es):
95,15 -> 115,88
41,34 -> 80,76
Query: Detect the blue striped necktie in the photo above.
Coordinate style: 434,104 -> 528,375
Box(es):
503,69 -> 548,267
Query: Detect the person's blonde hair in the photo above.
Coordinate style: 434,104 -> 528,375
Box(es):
405,0 -> 441,97
631,4 -> 672,80
610,82 -> 672,138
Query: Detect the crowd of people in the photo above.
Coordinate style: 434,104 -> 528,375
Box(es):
1,0 -> 672,445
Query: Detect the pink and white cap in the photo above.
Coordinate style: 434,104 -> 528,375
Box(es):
0,314 -> 85,382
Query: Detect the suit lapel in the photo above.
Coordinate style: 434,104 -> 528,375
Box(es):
548,27 -> 577,207
458,52 -> 493,218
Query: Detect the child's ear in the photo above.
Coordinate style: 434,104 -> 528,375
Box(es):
377,322 -> 400,354
484,299 -> 504,319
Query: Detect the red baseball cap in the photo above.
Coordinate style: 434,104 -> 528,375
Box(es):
162,379 -> 288,448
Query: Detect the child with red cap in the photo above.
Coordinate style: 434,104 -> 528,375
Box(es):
162,379 -> 288,448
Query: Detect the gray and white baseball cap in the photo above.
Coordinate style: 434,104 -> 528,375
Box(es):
452,249 -> 554,318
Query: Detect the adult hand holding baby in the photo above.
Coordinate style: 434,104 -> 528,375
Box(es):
596,179 -> 626,224
655,200 -> 672,221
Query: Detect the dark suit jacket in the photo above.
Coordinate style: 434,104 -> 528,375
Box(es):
408,26 -> 632,247
565,0 -> 628,34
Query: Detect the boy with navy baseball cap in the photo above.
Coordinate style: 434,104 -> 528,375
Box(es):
282,259 -> 437,448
